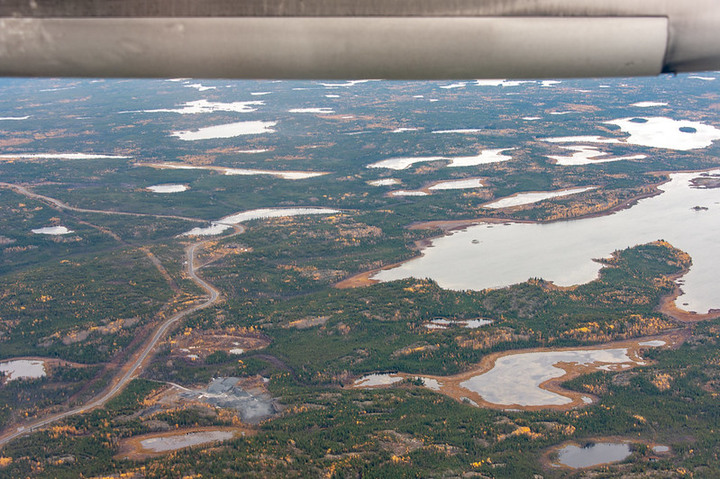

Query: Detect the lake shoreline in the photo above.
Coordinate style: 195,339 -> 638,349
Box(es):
658,270 -> 720,322
409,331 -> 685,412
542,437 -> 672,470
335,181 -> 668,290
115,426 -> 255,460
353,331 -> 687,412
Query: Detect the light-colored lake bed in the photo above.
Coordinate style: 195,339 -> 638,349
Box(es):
367,179 -> 400,187
182,207 -> 340,236
554,442 -> 631,468
0,360 -> 46,381
483,187 -> 596,209
353,374 -> 403,388
117,427 -> 253,459
353,336 -> 677,410
457,348 -> 640,407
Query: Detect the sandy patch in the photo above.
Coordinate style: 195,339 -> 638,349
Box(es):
116,427 -> 253,460
169,332 -> 270,361
353,374 -> 404,388
284,317 -> 329,329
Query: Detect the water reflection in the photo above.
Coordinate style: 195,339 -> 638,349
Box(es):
374,170 -> 720,314
556,442 -> 631,468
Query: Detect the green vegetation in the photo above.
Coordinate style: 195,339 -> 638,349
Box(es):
6,316 -> 720,478
0,248 -> 173,363
2,77 -> 720,478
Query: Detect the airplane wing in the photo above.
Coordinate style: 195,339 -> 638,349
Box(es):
0,0 -> 719,79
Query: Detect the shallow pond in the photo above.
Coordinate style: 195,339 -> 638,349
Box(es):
429,178 -> 484,190
459,348 -> 638,407
0,360 -> 46,381
183,207 -> 340,236
555,442 -> 631,468
140,430 -> 235,453
354,374 -> 403,387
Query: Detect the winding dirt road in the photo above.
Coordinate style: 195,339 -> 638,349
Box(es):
0,184 -> 238,448
0,182 -> 206,223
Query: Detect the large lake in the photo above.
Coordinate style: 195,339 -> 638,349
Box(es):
373,170 -> 720,314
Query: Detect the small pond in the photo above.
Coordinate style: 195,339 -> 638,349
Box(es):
555,442 -> 631,468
